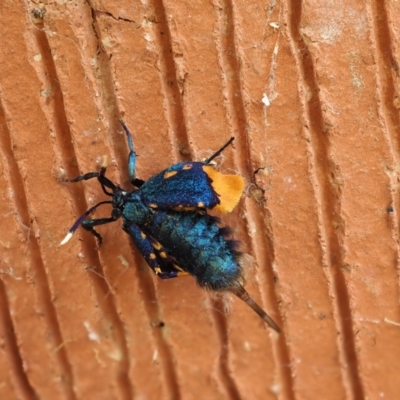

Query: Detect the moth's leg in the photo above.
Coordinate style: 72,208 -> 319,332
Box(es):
132,178 -> 145,188
62,171 -> 101,183
60,168 -> 116,196
82,215 -> 119,246
119,120 -> 144,188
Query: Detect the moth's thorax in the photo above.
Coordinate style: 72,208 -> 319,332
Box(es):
117,191 -> 151,225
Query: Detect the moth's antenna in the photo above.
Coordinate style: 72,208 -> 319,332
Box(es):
205,137 -> 235,164
59,201 -> 112,245
230,282 -> 281,333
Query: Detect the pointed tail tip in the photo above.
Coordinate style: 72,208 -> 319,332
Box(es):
230,283 -> 281,334
261,313 -> 281,334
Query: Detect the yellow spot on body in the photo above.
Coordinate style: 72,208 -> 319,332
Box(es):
155,267 -> 162,274
173,264 -> 185,272
177,271 -> 189,277
149,203 -> 158,209
152,242 -> 162,250
141,232 -> 146,239
183,164 -> 193,170
160,252 -> 167,258
164,170 -> 178,179
174,206 -> 195,211
149,253 -> 156,259
197,202 -> 204,208
202,165 -> 244,213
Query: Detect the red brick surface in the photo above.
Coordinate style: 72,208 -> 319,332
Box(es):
1,1 -> 400,399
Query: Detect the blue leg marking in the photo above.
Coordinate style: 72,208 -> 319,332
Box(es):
119,120 -> 143,186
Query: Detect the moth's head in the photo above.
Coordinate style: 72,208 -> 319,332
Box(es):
112,189 -> 129,210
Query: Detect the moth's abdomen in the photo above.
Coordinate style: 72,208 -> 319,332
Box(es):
149,211 -> 242,291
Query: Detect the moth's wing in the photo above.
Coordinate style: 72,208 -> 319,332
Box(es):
138,162 -> 244,213
127,224 -> 188,279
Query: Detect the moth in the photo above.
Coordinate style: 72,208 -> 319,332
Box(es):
60,121 -> 280,333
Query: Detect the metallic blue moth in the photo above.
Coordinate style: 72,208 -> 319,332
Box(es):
60,120 -> 280,333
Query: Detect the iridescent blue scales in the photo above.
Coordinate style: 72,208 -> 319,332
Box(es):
60,120 -> 280,333
124,206 -> 241,289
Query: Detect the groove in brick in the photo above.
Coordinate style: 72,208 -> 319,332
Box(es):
211,298 -> 242,400
0,94 -> 75,399
285,1 -> 365,398
86,1 -> 182,398
146,0 -> 191,162
128,250 -> 181,400
0,279 -> 38,400
367,0 -> 400,285
211,0 -> 295,398
31,12 -> 132,400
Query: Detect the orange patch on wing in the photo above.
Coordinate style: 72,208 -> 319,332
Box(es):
164,170 -> 178,179
182,164 -> 193,170
202,165 -> 244,213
